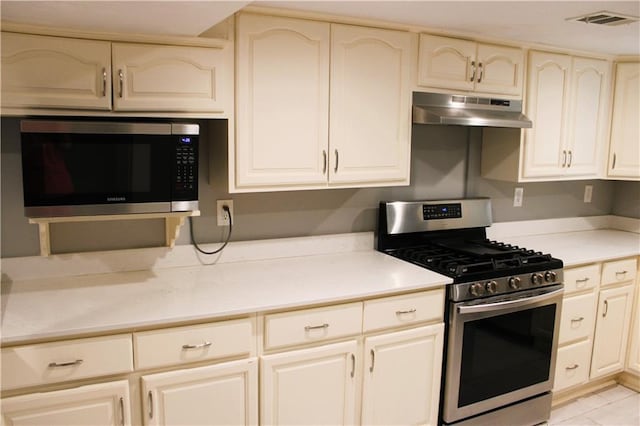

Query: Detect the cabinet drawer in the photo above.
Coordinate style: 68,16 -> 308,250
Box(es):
559,292 -> 596,344
363,289 -> 444,333
601,258 -> 637,286
1,334 -> 133,390
554,339 -> 591,392
563,264 -> 600,294
264,303 -> 362,351
134,317 -> 255,370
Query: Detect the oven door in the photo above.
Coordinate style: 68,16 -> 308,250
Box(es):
442,284 -> 563,424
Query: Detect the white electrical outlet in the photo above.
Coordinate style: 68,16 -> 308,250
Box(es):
513,187 -> 524,207
584,185 -> 593,203
216,200 -> 234,226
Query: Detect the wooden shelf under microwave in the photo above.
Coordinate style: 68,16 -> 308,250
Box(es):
28,211 -> 200,256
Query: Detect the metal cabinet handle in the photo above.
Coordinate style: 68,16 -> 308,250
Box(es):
369,349 -> 375,373
323,150 -> 327,175
350,353 -> 355,378
567,150 -> 573,167
603,300 -> 609,317
615,270 -> 628,278
612,153 -> 617,169
119,397 -> 125,426
571,317 -> 584,323
566,364 -> 579,370
102,68 -> 107,97
562,150 -> 567,167
396,308 -> 417,315
304,323 -> 329,331
118,69 -> 124,98
575,277 -> 589,284
477,62 -> 484,83
470,61 -> 476,82
182,341 -> 212,350
148,391 -> 153,419
334,149 -> 339,173
48,359 -> 83,368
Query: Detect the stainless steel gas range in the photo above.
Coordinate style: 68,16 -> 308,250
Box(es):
376,198 -> 564,426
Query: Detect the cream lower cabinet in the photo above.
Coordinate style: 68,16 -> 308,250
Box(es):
2,380 -> 131,426
141,358 -> 258,426
626,270 -> 640,375
361,323 -> 444,426
234,13 -> 412,192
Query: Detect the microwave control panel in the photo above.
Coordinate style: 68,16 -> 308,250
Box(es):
175,136 -> 198,197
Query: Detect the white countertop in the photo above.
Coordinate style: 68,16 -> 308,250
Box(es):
1,250 -> 450,345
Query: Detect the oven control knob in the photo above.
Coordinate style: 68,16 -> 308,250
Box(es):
469,283 -> 485,297
485,280 -> 498,294
508,276 -> 521,289
531,273 -> 544,285
545,271 -> 557,282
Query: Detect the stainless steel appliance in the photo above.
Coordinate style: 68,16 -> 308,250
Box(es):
20,120 -> 199,217
376,198 -> 563,426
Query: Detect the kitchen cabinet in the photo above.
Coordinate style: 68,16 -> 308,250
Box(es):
261,340 -> 359,425
233,13 -> 412,192
1,32 -> 232,114
626,267 -> 640,375
418,34 -> 524,97
481,52 -> 610,182
141,358 -> 258,426
361,324 -> 444,426
607,62 -> 640,179
1,380 -> 131,426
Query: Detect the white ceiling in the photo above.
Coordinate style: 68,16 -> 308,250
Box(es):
1,1 -> 639,56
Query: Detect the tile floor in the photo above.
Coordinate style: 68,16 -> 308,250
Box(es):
549,385 -> 640,425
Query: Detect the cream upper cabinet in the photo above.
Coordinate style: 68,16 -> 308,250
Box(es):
1,32 -> 112,110
329,24 -> 411,185
361,324 -> 444,426
607,62 -> 640,179
112,43 -> 232,113
233,14 -> 412,192
418,34 -> 524,97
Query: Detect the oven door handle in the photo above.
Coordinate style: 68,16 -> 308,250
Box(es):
457,287 -> 564,315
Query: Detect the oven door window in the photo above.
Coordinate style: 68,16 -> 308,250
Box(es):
458,304 -> 556,407
22,133 -> 172,206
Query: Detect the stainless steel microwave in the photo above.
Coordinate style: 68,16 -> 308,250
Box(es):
20,120 -> 199,218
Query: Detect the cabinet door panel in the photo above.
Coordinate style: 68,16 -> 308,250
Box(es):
112,43 -> 231,112
1,32 -> 111,110
329,24 -> 411,185
608,62 -> 640,179
236,14 -> 330,188
418,34 -> 475,91
475,44 -> 524,96
362,324 -> 444,426
261,340 -> 357,425
523,51 -> 571,177
142,358 -> 258,426
2,380 -> 130,426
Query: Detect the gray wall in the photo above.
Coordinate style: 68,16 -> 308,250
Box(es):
2,117 -> 637,258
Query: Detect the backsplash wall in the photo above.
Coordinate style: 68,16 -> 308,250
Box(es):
2,118 -> 635,258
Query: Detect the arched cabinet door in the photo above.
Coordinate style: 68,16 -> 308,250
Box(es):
475,43 -> 524,96
418,34 -> 476,91
608,62 -> 640,179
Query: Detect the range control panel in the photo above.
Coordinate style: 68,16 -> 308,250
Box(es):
423,203 -> 462,220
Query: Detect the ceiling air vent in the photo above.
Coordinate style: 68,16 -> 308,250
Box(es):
569,11 -> 639,26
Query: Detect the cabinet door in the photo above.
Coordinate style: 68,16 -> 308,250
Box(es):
418,34 -> 476,91
235,14 -> 330,189
627,284 -> 640,375
608,62 -> 640,179
112,43 -> 231,112
261,340 -> 358,425
565,57 -> 609,177
590,284 -> 634,379
361,324 -> 444,426
329,24 -> 411,185
2,380 -> 130,426
522,51 -> 572,178
1,32 -> 111,110
475,43 -> 524,96
142,358 -> 258,426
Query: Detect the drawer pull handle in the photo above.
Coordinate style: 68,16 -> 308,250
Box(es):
305,323 -> 329,331
575,277 -> 589,284
182,341 -> 212,350
571,317 -> 584,323
148,391 -> 154,419
615,270 -> 628,277
566,364 -> 579,371
369,349 -> 375,373
396,308 -> 417,315
48,359 -> 83,368
350,353 -> 355,378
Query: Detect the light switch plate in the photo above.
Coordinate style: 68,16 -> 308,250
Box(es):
584,185 -> 593,203
513,187 -> 524,207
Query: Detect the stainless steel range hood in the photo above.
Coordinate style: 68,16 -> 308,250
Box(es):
413,92 -> 532,128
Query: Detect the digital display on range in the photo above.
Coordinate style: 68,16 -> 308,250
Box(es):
423,203 -> 462,220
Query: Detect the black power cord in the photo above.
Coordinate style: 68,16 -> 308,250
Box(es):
189,205 -> 233,255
